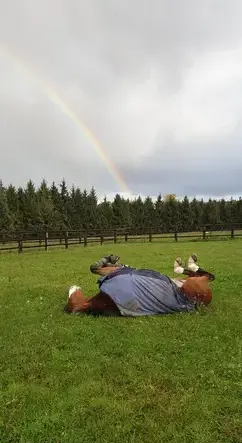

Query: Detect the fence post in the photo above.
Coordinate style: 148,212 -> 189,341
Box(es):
65,231 -> 69,249
125,233 -> 128,242
100,235 -> 104,245
84,233 -> 87,247
79,232 -> 82,245
149,230 -> 152,242
231,227 -> 234,239
174,232 -> 178,242
44,231 -> 48,251
114,230 -> 117,244
18,234 -> 23,254
202,230 -> 206,240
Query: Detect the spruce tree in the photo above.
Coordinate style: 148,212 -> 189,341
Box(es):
37,180 -> 55,230
235,197 -> 242,226
190,198 -> 203,231
23,180 -> 42,231
98,196 -> 113,230
0,183 -> 12,233
164,195 -> 180,232
86,187 -> 98,229
6,184 -> 18,230
143,196 -> 155,230
59,179 -> 69,229
130,197 -> 144,234
155,194 -> 165,232
203,198 -> 219,228
112,194 -> 126,229
50,182 -> 62,230
180,196 -> 193,231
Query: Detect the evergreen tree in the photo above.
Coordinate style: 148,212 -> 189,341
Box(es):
6,184 -> 18,229
81,189 -> 88,229
218,199 -> 228,225
23,180 -> 42,231
72,187 -> 84,229
143,196 -> 155,230
180,196 -> 193,231
202,198 -> 219,228
155,194 -> 165,231
228,198 -> 237,226
164,195 -> 180,232
190,198 -> 203,231
37,180 -> 55,230
122,198 -> 132,228
16,187 -> 26,230
235,197 -> 242,225
86,187 -> 98,229
112,194 -> 127,229
69,185 -> 77,229
130,196 -> 144,233
59,179 -> 69,229
50,182 -> 62,229
0,183 -> 12,232
6,184 -> 18,214
50,181 -> 60,208
97,196 -> 113,229
1,177 -> 242,235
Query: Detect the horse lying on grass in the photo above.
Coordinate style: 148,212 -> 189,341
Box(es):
64,254 -> 215,317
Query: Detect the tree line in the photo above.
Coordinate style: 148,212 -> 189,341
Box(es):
0,178 -> 242,234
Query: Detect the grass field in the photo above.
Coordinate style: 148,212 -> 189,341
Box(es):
1,241 -> 242,443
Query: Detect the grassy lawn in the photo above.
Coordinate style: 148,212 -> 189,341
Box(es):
0,241 -> 242,442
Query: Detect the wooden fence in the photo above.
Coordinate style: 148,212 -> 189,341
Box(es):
0,226 -> 242,253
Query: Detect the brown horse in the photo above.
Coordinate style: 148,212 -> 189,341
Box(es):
64,254 -> 214,316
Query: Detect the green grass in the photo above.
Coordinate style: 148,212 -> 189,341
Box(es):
0,241 -> 242,443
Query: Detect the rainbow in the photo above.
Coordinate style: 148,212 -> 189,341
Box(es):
0,45 -> 131,195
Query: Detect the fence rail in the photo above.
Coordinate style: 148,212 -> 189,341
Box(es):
1,226 -> 242,253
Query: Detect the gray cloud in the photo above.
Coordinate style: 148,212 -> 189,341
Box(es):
1,0 -> 242,199
122,126 -> 242,198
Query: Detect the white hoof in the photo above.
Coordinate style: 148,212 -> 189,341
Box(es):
174,258 -> 184,274
187,256 -> 199,272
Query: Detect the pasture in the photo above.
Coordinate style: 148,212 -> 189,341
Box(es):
0,241 -> 242,443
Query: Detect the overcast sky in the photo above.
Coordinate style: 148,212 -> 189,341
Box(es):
0,0 -> 242,201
